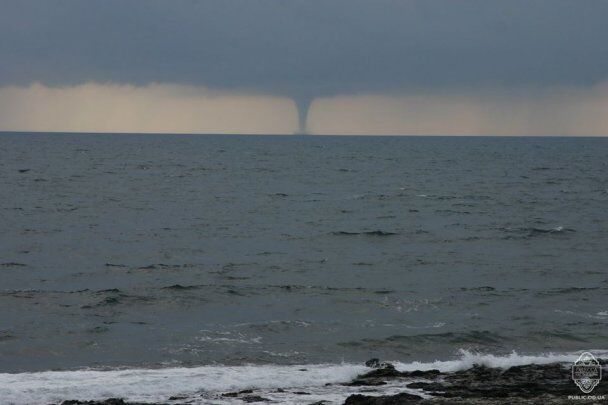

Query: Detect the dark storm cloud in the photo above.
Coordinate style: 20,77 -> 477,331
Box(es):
1,0 -> 608,97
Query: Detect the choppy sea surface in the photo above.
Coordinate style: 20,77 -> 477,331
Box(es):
0,133 -> 607,403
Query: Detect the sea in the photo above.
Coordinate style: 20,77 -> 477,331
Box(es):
0,133 -> 607,404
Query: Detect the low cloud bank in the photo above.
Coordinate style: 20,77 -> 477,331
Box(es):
0,82 -> 607,135
310,84 -> 608,136
0,83 -> 296,134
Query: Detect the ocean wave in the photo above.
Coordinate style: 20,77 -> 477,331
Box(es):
2,350 -> 607,404
0,363 -> 367,405
196,331 -> 263,345
340,330 -> 507,350
498,225 -> 576,239
392,348 -> 608,373
330,230 -> 398,236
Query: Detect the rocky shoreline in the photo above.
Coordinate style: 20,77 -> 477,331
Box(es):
57,359 -> 606,405
342,358 -> 607,404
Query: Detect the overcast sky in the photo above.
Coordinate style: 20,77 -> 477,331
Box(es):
1,0 -> 608,135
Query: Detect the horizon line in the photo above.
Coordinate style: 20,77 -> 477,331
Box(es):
1,130 -> 607,138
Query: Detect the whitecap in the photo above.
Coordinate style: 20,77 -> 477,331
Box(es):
3,350 -> 608,404
0,363 -> 367,405
392,349 -> 608,373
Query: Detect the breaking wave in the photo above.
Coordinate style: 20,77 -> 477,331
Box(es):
2,350 -> 606,404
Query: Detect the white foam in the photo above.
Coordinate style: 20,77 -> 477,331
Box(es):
0,363 -> 367,405
2,350 -> 608,404
393,349 -> 608,373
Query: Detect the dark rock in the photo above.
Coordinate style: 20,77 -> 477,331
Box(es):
344,392 -> 423,404
426,363 -> 577,398
406,381 -> 443,390
61,399 -> 130,405
222,389 -> 254,397
365,359 -> 382,368
345,362 -> 406,386
168,395 -> 188,400
345,379 -> 387,387
342,360 -> 608,404
410,362 -> 607,400
405,369 -> 441,378
241,395 -> 270,402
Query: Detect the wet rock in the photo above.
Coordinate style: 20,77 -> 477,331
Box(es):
365,358 -> 380,368
418,363 -> 592,398
61,399 -> 132,405
344,392 -> 423,404
346,379 -> 387,387
222,389 -> 254,397
168,395 -> 188,400
345,361 -> 408,386
361,359 -> 439,379
406,381 -> 443,390
404,369 -> 441,378
241,395 -> 270,402
348,361 -> 608,404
